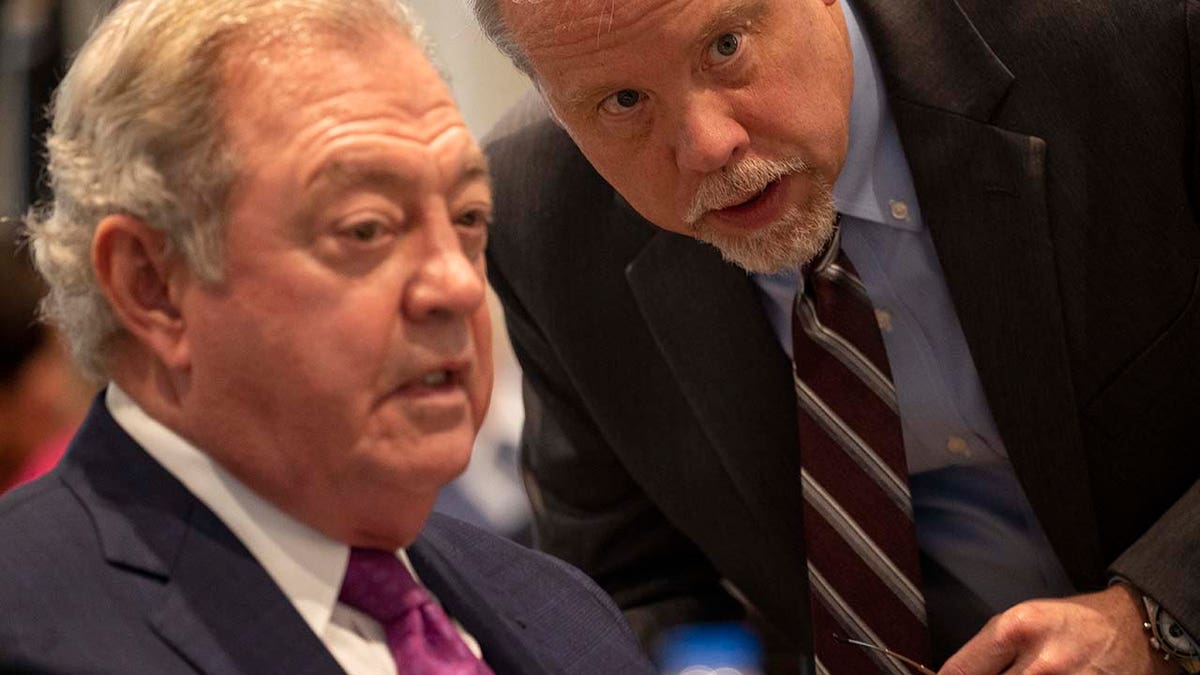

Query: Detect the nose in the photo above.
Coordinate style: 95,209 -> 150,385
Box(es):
403,221 -> 486,321
674,92 -> 749,174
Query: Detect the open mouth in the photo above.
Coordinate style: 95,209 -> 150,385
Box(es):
420,370 -> 452,387
715,178 -> 782,218
732,185 -> 771,208
398,363 -> 468,395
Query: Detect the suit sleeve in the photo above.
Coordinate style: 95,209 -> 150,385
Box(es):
1110,481 -> 1200,640
1106,0 -> 1200,639
485,255 -> 745,647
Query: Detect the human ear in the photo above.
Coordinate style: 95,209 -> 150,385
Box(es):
91,215 -> 191,372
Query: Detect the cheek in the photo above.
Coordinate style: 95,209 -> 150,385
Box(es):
744,75 -> 849,176
584,148 -> 682,229
569,119 -> 669,198
470,307 -> 494,429
192,283 -> 391,401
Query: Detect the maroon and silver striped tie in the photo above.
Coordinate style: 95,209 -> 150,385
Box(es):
792,225 -> 930,674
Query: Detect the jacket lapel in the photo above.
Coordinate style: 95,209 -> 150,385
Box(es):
625,229 -> 806,547
858,0 -> 1104,583
147,506 -> 346,675
64,401 -> 345,674
855,0 -> 1012,118
407,537 -> 554,675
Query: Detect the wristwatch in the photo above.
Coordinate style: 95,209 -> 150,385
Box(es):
1143,595 -> 1200,674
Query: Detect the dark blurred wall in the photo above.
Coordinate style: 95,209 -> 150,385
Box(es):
2,0 -> 58,217
1,1 -> 106,491
2,0 -> 113,218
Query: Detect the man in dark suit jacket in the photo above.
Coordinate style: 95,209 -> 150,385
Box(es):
0,401 -> 654,674
0,1 -> 655,673
470,0 -> 1200,672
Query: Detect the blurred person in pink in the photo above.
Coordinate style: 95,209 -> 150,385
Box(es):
0,221 -> 90,492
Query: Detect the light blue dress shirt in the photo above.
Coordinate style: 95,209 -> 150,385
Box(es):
752,0 -> 1075,614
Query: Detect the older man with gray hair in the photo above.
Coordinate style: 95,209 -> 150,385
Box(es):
469,0 -> 1200,673
0,1 -> 656,673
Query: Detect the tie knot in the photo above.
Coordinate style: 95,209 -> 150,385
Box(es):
339,547 -> 427,624
804,215 -> 842,286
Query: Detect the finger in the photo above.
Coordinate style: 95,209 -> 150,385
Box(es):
1000,652 -> 1041,675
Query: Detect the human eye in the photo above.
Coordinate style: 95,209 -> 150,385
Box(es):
347,220 -> 382,241
454,207 -> 492,230
599,89 -> 645,116
453,205 -> 491,258
336,214 -> 396,246
704,31 -> 743,67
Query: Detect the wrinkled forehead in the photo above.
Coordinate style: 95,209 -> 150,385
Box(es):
220,24 -> 414,95
221,30 -> 454,125
217,32 -> 472,175
501,0 -> 701,59
499,0 -> 609,36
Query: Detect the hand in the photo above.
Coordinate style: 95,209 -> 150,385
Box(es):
938,584 -> 1181,674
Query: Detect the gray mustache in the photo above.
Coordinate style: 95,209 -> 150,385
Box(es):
685,156 -> 812,224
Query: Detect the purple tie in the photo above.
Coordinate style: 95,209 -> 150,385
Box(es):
339,548 -> 494,675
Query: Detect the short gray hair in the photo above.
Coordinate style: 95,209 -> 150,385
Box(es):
26,0 -> 425,380
469,0 -> 536,77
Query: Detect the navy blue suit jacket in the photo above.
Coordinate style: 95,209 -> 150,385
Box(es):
0,398 -> 655,674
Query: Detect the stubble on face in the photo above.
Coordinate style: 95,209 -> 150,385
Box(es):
686,156 -> 836,274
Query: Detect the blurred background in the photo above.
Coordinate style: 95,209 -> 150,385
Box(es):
0,0 -> 534,540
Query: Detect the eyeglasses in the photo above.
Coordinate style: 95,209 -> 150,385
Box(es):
832,633 -> 937,675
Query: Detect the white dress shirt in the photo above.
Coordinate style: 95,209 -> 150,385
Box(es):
105,384 -> 484,674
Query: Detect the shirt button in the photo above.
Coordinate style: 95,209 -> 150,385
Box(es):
946,436 -> 972,457
889,200 -> 910,221
875,309 -> 893,333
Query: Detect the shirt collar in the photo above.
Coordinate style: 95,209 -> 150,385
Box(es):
105,383 -> 349,640
831,0 -> 923,233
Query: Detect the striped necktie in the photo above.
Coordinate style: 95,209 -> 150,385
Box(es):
792,223 -> 930,674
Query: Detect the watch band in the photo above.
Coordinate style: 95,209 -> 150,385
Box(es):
1142,595 -> 1200,674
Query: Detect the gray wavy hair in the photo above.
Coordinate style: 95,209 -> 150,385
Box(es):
468,0 -> 536,77
26,0 -> 426,381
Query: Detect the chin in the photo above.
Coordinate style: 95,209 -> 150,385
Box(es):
343,498 -> 435,550
700,213 -> 831,273
417,436 -> 476,482
701,184 -> 836,273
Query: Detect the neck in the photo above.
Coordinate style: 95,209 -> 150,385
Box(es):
108,346 -> 189,435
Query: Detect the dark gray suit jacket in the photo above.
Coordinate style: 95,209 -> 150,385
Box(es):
482,0 -> 1200,664
0,397 -> 655,674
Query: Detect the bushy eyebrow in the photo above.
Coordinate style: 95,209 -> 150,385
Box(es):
557,76 -> 624,112
555,0 -> 770,111
307,162 -> 410,193
455,150 -> 492,192
695,0 -> 769,46
306,147 -> 491,194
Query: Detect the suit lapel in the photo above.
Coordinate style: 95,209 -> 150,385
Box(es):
407,537 -> 554,675
64,401 -> 345,675
625,229 -> 806,545
858,0 -> 1104,583
147,506 -> 346,675
855,0 -> 1013,118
